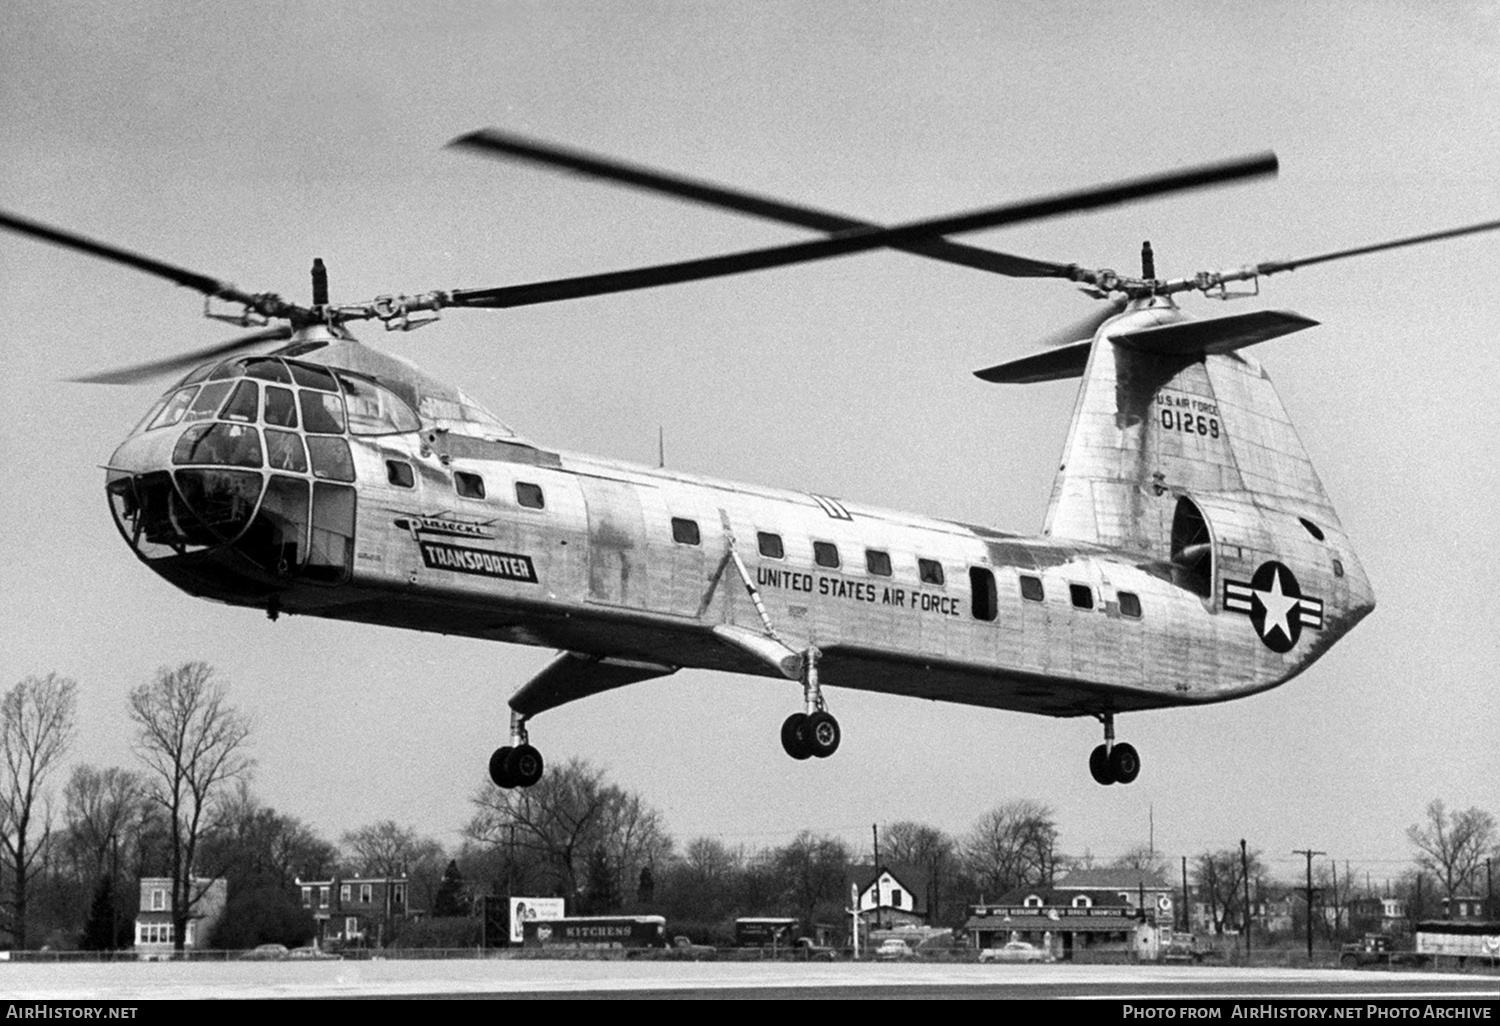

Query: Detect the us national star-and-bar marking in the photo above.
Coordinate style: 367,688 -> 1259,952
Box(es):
1223,561 -> 1324,653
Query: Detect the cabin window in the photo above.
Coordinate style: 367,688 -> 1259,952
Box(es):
172,423 -> 262,468
516,482 -> 545,509
183,381 -> 233,422
969,567 -> 997,621
221,380 -> 259,423
671,517 -> 700,545
289,362 -> 339,392
865,549 -> 892,577
243,357 -> 293,383
300,391 -> 346,435
149,387 -> 198,430
455,471 -> 486,499
1119,591 -> 1142,618
918,558 -> 945,586
1020,575 -> 1044,602
1070,583 -> 1093,609
307,436 -> 355,482
813,541 -> 840,568
264,386 -> 298,428
265,429 -> 308,473
1299,517 -> 1326,541
386,460 -> 414,488
341,375 -> 421,436
1332,559 -> 1345,578
757,532 -> 784,559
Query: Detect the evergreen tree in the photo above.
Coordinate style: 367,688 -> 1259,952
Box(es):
433,859 -> 470,917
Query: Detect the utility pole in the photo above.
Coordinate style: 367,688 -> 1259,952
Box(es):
1241,840 -> 1252,960
872,823 -> 881,930
1181,856 -> 1189,935
1294,849 -> 1325,962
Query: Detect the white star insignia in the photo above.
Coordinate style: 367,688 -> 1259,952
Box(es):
1255,567 -> 1300,643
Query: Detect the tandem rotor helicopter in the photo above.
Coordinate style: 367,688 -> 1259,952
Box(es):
4,131 -> 1497,791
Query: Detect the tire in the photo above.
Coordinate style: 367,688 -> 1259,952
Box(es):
489,746 -> 516,789
805,711 -> 841,758
506,744 -> 545,787
1109,742 -> 1141,784
781,713 -> 813,760
1089,744 -> 1114,785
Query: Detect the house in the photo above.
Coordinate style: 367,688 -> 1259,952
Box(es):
846,863 -> 931,928
133,877 -> 228,958
965,884 -> 1163,961
296,874 -> 415,946
1053,867 -> 1176,924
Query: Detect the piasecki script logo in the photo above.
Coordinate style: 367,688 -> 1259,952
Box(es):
1223,560 -> 1323,653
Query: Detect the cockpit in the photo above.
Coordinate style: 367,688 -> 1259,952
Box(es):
105,350 -> 422,597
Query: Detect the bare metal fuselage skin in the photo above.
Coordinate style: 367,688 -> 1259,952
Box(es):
105,327 -> 1373,725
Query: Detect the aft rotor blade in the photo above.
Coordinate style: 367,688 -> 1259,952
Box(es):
0,210 -> 260,306
449,151 -> 1279,308
1255,218 -> 1500,276
450,129 -> 1069,278
68,325 -> 294,385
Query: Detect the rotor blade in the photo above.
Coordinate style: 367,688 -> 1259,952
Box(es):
1255,218 -> 1500,276
449,152 -> 1279,308
0,210 -> 263,306
67,325 -> 294,385
450,129 -> 1069,278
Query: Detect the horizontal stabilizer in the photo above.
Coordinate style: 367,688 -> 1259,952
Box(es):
974,340 -> 1093,383
975,309 -> 1318,385
509,651 -> 677,717
1110,309 -> 1318,356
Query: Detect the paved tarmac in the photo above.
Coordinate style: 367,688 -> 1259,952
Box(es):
0,959 -> 1497,1001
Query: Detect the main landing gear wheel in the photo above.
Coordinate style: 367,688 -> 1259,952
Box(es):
506,744 -> 545,787
781,713 -> 814,760
489,746 -> 516,788
1089,714 -> 1141,785
805,710 -> 841,758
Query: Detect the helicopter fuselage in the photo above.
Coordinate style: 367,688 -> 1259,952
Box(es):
103,332 -> 1373,728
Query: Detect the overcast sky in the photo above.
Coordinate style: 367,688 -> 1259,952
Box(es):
2,1 -> 1496,887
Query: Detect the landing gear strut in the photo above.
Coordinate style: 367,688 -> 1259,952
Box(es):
781,647 -> 840,760
490,710 -> 544,789
1089,713 -> 1140,786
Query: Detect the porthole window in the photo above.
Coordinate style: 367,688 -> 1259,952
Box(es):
918,558 -> 945,586
516,482 -> 545,509
1070,583 -> 1093,610
386,460 -> 415,488
1119,591 -> 1142,618
671,517 -> 700,545
757,532 -> 784,559
813,541 -> 840,568
865,549 -> 892,577
1020,575 -> 1044,602
1299,517 -> 1326,541
455,471 -> 486,499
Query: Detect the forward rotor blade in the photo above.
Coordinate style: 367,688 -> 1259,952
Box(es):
1255,218 -> 1500,276
449,151 -> 1279,308
450,129 -> 1068,278
68,326 -> 294,385
0,210 -> 259,306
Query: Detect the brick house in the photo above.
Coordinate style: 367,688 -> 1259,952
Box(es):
133,877 -> 228,958
296,874 -> 416,946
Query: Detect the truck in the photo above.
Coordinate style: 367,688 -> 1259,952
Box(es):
522,915 -> 668,950
1338,932 -> 1427,969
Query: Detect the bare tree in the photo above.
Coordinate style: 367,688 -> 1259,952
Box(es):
0,673 -> 78,949
467,758 -> 670,906
962,800 -> 1058,898
340,819 -> 446,910
61,765 -> 145,882
1192,847 -> 1264,935
1406,799 -> 1496,903
129,662 -> 252,952
882,820 -> 957,924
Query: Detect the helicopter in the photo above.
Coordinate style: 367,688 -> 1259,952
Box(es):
3,130 -> 1496,791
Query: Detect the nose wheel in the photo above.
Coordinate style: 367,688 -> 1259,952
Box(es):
1089,714 -> 1140,785
490,712 -> 545,789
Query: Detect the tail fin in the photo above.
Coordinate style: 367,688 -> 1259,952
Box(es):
982,299 -> 1373,634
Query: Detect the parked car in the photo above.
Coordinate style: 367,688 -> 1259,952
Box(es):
668,935 -> 717,960
875,938 -> 915,960
240,943 -> 290,961
795,937 -> 839,961
289,946 -> 340,960
978,940 -> 1048,963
